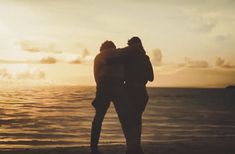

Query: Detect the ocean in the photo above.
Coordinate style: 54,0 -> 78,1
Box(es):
0,86 -> 235,149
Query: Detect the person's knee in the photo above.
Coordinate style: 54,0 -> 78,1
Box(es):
93,111 -> 106,123
93,117 -> 103,125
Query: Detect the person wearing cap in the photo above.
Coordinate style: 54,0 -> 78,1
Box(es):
90,40 -> 128,154
107,37 -> 154,154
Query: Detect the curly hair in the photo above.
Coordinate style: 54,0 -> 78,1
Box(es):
100,40 -> 116,52
127,36 -> 142,46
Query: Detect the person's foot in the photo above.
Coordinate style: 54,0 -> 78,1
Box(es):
91,148 -> 102,154
126,148 -> 144,154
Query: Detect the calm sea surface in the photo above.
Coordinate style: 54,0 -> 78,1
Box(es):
0,86 -> 235,149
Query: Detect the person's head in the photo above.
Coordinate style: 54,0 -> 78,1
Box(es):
127,36 -> 145,53
127,36 -> 142,46
100,40 -> 116,52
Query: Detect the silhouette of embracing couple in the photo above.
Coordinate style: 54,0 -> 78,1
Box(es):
91,37 -> 154,154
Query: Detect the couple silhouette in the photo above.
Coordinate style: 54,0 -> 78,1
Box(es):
91,37 -> 154,154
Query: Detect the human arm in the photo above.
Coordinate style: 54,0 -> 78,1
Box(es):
146,56 -> 154,82
93,55 -> 101,84
106,47 -> 131,64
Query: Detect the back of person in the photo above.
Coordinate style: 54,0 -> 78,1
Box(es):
124,45 -> 152,86
106,38 -> 154,112
123,45 -> 153,113
91,41 -> 128,154
97,38 -> 154,154
95,49 -> 124,87
94,48 -> 125,105
123,37 -> 154,154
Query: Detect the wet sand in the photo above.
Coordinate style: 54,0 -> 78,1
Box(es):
1,139 -> 235,154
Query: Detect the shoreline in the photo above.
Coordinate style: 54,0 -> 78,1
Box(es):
1,139 -> 235,154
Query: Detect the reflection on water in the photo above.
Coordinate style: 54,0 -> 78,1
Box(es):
0,86 -> 235,149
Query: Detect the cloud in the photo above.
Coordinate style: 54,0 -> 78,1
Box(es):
156,56 -> 235,77
0,59 -> 37,64
215,57 -> 235,68
155,67 -> 235,88
20,41 -> 62,54
215,57 -> 225,66
17,70 -> 45,80
191,17 -> 217,33
179,57 -> 209,68
81,48 -> 89,58
151,48 -> 162,66
69,58 -> 82,64
69,48 -> 91,64
40,57 -> 57,64
0,48 -> 91,64
0,68 -> 12,79
222,64 -> 235,68
215,35 -> 229,43
0,67 -> 45,80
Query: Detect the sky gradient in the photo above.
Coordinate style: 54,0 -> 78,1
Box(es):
0,0 -> 235,87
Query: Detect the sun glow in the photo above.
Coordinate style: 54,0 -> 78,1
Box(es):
0,0 -> 234,88
3,64 -> 29,74
0,64 -> 45,81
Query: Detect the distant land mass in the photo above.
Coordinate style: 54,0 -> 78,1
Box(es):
226,85 -> 235,89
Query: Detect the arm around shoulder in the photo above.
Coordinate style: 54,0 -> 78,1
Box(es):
106,47 -> 130,64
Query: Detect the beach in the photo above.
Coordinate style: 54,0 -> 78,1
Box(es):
1,139 -> 235,154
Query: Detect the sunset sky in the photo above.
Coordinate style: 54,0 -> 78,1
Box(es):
0,0 -> 235,87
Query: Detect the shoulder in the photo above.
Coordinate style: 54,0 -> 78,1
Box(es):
94,54 -> 102,63
144,55 -> 150,60
116,46 -> 133,57
95,53 -> 103,59
124,46 -> 134,52
95,53 -> 100,58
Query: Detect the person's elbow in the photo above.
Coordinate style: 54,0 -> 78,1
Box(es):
149,77 -> 154,82
148,74 -> 154,82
